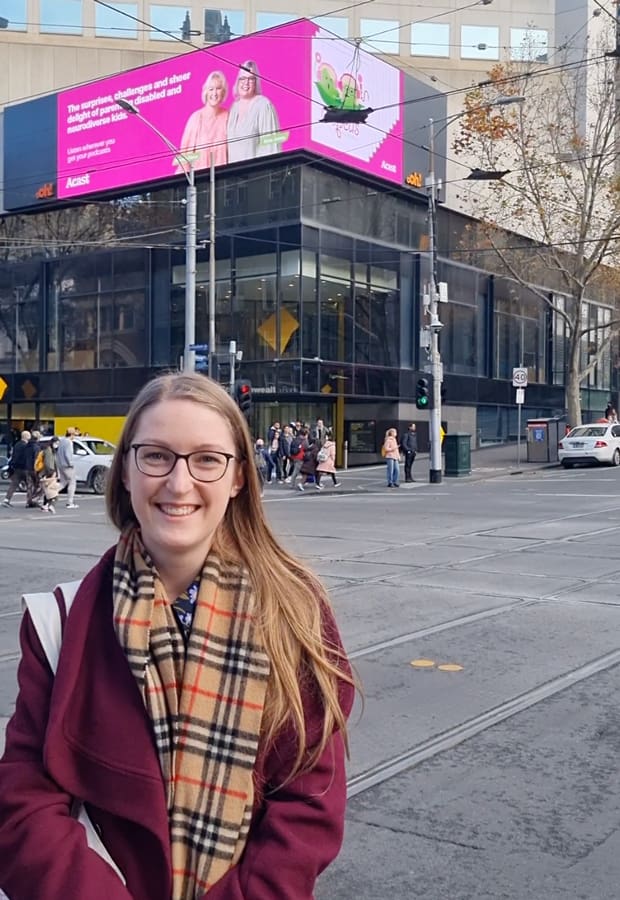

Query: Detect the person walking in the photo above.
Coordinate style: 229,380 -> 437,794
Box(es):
39,436 -> 61,514
383,427 -> 401,488
56,427 -> 79,508
401,423 -> 418,482
0,372 -> 354,900
253,437 -> 268,497
298,437 -> 319,491
289,428 -> 308,490
24,430 -> 43,508
315,429 -> 340,489
311,417 -> 327,447
3,430 -> 30,507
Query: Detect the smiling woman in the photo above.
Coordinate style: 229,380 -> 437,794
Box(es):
0,371 -> 355,900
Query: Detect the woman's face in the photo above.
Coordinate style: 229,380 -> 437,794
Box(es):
205,79 -> 225,108
122,398 -> 244,576
238,73 -> 257,99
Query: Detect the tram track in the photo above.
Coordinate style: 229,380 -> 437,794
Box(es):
346,645 -> 620,799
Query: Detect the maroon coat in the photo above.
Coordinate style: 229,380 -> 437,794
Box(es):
0,548 -> 354,900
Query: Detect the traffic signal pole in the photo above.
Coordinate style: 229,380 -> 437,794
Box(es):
426,118 -> 443,484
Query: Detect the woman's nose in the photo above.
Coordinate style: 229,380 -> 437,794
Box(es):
166,457 -> 195,490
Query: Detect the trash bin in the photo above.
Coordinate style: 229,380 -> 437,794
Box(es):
526,418 -> 560,463
444,433 -> 471,477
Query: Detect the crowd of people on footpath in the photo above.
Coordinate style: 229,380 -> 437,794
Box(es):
253,417 -> 341,494
382,423 -> 418,488
2,427 -> 81,512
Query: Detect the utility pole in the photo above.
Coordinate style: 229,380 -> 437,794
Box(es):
426,117 -> 444,484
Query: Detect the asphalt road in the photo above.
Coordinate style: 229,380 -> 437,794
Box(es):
1,464 -> 620,899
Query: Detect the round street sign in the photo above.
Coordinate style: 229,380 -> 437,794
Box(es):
512,367 -> 528,388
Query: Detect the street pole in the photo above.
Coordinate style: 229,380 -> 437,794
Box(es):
114,98 -> 197,373
184,163 -> 197,374
427,118 -> 443,484
208,152 -> 216,380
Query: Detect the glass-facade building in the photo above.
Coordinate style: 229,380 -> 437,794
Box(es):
0,155 -> 616,460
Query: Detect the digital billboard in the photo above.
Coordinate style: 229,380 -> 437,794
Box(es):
55,18 -> 404,200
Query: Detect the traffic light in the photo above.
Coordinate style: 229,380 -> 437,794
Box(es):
416,377 -> 430,410
234,380 -> 252,417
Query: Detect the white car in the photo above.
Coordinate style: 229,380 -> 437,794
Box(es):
69,436 -> 116,494
558,423 -> 620,468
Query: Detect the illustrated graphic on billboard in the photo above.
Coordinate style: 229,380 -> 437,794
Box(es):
54,18 -> 404,200
309,32 -> 403,182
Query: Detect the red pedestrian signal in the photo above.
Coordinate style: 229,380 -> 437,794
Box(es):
235,380 -> 252,417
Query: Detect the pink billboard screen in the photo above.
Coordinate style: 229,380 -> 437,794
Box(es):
57,19 -> 403,200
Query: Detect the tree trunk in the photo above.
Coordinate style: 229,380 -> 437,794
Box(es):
566,330 -> 582,427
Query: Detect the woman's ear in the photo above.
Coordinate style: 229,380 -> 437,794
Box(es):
229,461 -> 245,499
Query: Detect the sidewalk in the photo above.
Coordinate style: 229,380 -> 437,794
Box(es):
291,442 -> 559,496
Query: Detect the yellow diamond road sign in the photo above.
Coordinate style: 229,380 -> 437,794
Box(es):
0,376 -> 7,401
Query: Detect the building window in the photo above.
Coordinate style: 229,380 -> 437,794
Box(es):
460,25 -> 499,60
411,22 -> 450,57
2,0 -> 27,31
40,0 -> 82,35
95,3 -> 138,38
256,12 -> 295,31
313,16 -> 348,38
204,9 -> 244,42
149,4 -> 187,40
360,18 -> 401,54
510,27 -> 548,63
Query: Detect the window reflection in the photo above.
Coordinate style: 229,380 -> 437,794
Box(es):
460,25 -> 499,60
3,0 -> 27,30
411,22 -> 450,57
40,0 -> 82,34
510,28 -> 548,63
95,2 -> 137,38
360,18 -> 401,54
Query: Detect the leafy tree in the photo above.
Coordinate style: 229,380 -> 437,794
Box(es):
452,43 -> 620,426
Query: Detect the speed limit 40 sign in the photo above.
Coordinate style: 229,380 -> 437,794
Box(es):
512,367 -> 528,388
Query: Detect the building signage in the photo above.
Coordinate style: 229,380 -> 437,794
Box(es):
405,171 -> 423,188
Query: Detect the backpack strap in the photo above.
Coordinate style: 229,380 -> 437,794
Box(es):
21,580 -> 82,675
20,579 -> 126,884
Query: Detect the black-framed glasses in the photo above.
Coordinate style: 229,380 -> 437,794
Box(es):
131,444 -> 239,483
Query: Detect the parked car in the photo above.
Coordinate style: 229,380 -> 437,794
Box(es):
0,436 -> 115,494
558,423 -> 620,468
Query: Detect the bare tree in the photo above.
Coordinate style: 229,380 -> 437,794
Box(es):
453,40 -> 620,425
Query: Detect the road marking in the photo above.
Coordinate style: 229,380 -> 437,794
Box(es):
347,646 -> 620,798
437,663 -> 464,672
410,658 -> 435,668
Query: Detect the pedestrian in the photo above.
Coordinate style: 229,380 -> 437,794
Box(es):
298,437 -> 319,491
315,429 -> 340,489
0,372 -> 354,900
57,427 -> 79,508
280,424 -> 294,481
289,428 -> 308,489
401,423 -> 417,482
382,427 -> 400,488
311,417 -> 327,446
253,437 -> 268,496
39,436 -> 61,514
268,425 -> 283,482
2,430 -> 30,507
25,429 -> 43,507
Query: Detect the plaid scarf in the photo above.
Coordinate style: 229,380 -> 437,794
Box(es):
113,526 -> 270,899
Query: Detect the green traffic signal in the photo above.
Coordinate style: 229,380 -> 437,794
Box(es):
416,377 -> 430,410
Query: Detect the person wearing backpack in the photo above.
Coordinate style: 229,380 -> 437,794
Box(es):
289,428 -> 308,490
24,430 -> 43,508
298,437 -> 319,492
315,429 -> 340,489
2,430 -> 30,507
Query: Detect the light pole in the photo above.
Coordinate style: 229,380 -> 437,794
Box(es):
115,99 -> 197,374
424,95 -> 524,484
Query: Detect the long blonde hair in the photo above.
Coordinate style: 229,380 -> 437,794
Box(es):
106,372 -> 352,778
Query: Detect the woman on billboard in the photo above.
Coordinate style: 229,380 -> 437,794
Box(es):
227,60 -> 283,162
175,70 -> 229,172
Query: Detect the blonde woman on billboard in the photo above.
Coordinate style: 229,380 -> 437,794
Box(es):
227,60 -> 282,162
175,70 -> 229,172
